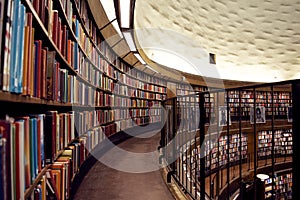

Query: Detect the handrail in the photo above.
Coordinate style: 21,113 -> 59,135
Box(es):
163,78 -> 298,102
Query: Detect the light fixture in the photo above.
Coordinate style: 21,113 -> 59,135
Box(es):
256,174 -> 269,181
145,65 -> 159,73
123,31 -> 136,51
119,0 -> 131,29
134,53 -> 146,64
112,20 -> 123,38
100,0 -> 117,21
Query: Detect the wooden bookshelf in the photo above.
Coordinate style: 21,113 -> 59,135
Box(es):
0,0 -> 167,199
265,170 -> 293,200
257,129 -> 293,159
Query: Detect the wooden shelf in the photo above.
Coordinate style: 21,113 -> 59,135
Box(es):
24,166 -> 49,199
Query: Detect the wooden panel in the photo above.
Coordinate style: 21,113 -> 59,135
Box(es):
112,40 -> 131,58
123,53 -> 139,66
101,24 -> 122,48
87,0 -> 111,29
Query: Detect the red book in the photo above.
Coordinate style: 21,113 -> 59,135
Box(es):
39,0 -> 46,24
58,19 -> 62,52
52,10 -> 58,46
41,48 -> 47,99
35,40 -> 42,98
61,25 -> 67,57
33,0 -> 40,16
15,120 -> 25,200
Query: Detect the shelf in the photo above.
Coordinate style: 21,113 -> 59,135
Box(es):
24,166 -> 49,199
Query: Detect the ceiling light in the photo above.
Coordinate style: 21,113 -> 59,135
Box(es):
112,20 -> 123,38
134,53 -> 146,64
123,31 -> 136,51
100,0 -> 117,21
145,65 -> 159,73
119,0 -> 131,28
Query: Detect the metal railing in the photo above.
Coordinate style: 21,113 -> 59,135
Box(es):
159,79 -> 300,200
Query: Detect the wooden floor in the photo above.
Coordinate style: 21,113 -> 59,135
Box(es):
71,126 -> 292,200
72,129 -> 175,200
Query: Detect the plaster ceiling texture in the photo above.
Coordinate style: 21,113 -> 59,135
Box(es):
133,0 -> 300,83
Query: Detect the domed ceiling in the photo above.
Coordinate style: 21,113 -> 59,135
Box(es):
134,0 -> 300,82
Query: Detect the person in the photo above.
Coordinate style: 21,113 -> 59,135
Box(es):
220,108 -> 227,125
256,107 -> 265,123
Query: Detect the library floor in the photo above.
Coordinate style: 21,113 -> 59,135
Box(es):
72,129 -> 176,200
71,127 -> 292,200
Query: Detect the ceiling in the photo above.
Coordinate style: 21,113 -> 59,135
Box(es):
133,0 -> 300,83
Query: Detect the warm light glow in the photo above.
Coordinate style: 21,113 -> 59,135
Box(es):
119,0 -> 131,28
134,53 -> 146,64
257,174 -> 270,181
112,20 -> 123,38
145,65 -> 158,73
100,0 -> 116,21
123,31 -> 136,51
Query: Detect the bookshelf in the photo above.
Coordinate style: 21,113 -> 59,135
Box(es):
0,0 -> 167,199
265,172 -> 292,200
202,132 -> 248,172
225,90 -> 292,121
257,129 -> 293,159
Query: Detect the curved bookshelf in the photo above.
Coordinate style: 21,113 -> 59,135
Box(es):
0,0 -> 167,199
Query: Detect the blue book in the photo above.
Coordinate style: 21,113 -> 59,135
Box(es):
16,4 -> 25,93
9,0 -> 20,92
30,117 -> 38,182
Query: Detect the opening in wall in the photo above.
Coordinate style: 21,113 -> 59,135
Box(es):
209,53 -> 216,64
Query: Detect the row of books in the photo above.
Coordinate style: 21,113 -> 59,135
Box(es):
0,0 -> 167,99
202,133 -> 248,170
115,60 -> 167,87
114,108 -> 160,120
32,0 -> 167,95
257,129 -> 293,158
1,106 -> 156,199
265,173 -> 292,200
117,73 -> 166,93
27,130 -> 102,200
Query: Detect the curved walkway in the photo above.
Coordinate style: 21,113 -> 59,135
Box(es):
72,129 -> 175,200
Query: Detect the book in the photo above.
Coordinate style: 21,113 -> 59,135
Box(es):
29,117 -> 38,183
46,51 -> 56,100
46,169 -> 59,200
34,40 -> 42,98
51,162 -> 66,200
0,0 -> 6,82
0,119 -> 12,200
2,0 -> 13,91
0,134 -> 6,200
15,120 -> 25,200
45,111 -> 58,164
41,48 -> 48,99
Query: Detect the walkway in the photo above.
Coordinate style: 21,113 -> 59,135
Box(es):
72,128 -> 175,200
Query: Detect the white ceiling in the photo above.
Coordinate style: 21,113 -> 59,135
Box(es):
134,0 -> 300,82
